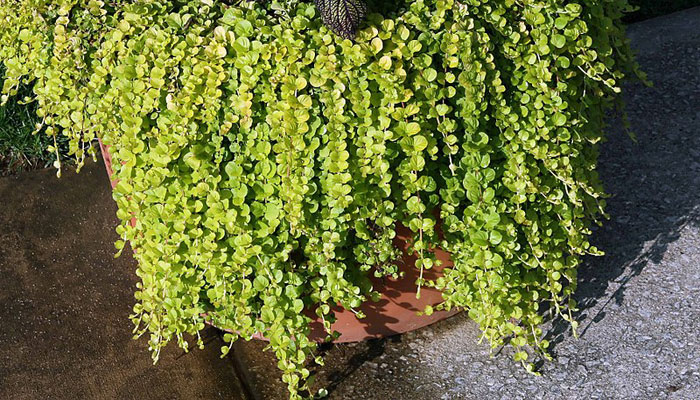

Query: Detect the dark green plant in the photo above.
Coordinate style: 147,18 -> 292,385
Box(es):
0,67 -> 71,175
624,0 -> 700,22
315,0 -> 367,39
0,0 -> 643,398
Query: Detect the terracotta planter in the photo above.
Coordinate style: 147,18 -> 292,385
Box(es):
99,141 -> 459,342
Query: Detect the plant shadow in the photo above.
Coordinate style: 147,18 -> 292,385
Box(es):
309,336 -> 398,396
544,41 -> 700,352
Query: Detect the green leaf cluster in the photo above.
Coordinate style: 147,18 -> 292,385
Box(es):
0,0 -> 642,397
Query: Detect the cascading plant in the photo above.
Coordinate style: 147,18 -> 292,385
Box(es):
0,0 -> 644,398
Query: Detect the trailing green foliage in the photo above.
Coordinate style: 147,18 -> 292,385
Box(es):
0,0 -> 642,397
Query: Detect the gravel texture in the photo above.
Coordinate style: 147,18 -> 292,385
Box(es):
235,8 -> 700,400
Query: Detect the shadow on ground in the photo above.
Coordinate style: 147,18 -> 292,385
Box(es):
545,15 -> 700,351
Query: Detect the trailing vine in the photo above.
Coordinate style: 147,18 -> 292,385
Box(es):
0,0 -> 643,398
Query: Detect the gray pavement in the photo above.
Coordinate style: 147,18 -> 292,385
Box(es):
1,7 -> 699,400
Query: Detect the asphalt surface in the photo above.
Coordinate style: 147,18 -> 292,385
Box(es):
1,7 -> 699,400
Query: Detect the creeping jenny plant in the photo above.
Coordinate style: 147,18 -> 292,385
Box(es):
0,0 -> 643,397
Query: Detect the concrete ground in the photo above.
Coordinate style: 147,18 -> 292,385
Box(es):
0,165 -> 248,399
1,7 -> 699,400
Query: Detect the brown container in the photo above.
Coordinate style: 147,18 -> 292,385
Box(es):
98,141 -> 459,342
